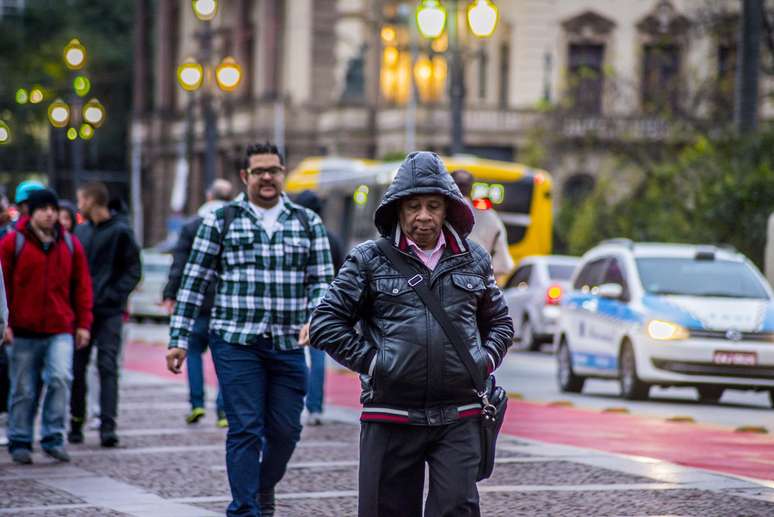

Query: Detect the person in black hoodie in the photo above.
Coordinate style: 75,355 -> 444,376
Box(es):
310,152 -> 513,516
69,182 -> 141,447
162,179 -> 233,427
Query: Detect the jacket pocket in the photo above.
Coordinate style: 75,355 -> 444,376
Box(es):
374,277 -> 413,305
450,273 -> 486,293
223,232 -> 256,267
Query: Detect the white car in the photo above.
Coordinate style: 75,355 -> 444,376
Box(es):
127,250 -> 172,322
556,239 -> 774,404
503,256 -> 578,350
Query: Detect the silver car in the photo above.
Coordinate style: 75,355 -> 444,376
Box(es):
127,250 -> 172,322
504,255 -> 579,351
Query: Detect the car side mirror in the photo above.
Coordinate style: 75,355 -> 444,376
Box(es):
598,283 -> 624,300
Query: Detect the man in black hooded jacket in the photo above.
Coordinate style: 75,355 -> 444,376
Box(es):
70,182 -> 141,447
310,151 -> 513,516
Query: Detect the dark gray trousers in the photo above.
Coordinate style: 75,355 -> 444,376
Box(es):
358,418 -> 481,517
71,314 -> 123,433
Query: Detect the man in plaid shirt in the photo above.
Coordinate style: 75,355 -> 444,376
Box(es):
166,142 -> 334,517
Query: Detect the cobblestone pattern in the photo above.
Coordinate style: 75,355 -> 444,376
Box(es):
16,508 -> 132,517
4,372 -> 774,516
289,444 -> 358,463
482,461 -> 657,487
0,478 -> 86,508
113,430 -> 227,449
72,450 -> 231,499
193,498 -> 361,517
277,466 -> 357,494
478,489 -> 774,517
115,407 -> 192,430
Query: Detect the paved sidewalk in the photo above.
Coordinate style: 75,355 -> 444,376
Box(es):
1,344 -> 773,515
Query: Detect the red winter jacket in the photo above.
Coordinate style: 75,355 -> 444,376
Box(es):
0,220 -> 93,335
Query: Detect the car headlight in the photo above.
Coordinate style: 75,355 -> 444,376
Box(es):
646,319 -> 689,341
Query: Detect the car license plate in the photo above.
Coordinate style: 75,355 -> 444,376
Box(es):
713,351 -> 757,366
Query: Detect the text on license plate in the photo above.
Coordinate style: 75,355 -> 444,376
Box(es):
713,351 -> 757,366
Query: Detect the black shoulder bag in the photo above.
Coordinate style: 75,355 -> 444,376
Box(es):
375,239 -> 507,481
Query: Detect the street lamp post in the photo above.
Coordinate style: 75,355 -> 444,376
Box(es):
448,1 -> 464,155
199,16 -> 217,192
179,0 -> 242,198
417,0 -> 499,155
64,38 -> 87,197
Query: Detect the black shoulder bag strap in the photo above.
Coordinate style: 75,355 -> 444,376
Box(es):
216,205 -> 239,273
375,238 -> 505,481
293,208 -> 313,240
375,238 -> 485,395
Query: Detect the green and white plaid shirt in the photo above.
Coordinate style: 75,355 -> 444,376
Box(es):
169,194 -> 334,351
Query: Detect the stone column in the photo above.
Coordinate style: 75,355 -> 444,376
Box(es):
154,0 -> 173,111
132,0 -> 149,114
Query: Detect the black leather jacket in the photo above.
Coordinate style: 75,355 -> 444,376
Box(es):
310,152 -> 513,416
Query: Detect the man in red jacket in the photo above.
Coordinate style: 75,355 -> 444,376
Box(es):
1,189 -> 93,464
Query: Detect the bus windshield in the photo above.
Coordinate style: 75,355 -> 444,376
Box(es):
498,177 -> 534,244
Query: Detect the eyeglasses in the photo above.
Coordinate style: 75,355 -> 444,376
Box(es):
246,166 -> 285,177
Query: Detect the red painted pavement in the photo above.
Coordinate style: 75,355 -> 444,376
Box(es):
124,341 -> 774,482
123,340 -> 219,386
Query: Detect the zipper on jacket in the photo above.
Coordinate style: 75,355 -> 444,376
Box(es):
392,247 -> 434,409
42,242 -> 49,331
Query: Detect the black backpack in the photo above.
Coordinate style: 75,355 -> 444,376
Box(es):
218,204 -> 312,251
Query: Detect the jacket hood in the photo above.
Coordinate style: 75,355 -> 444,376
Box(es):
374,152 -> 474,238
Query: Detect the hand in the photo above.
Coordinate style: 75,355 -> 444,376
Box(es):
298,323 -> 310,347
3,327 -> 13,344
166,348 -> 187,374
75,329 -> 91,349
161,299 -> 175,315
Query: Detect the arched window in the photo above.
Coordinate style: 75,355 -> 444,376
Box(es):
637,1 -> 691,114
561,11 -> 616,115
563,173 -> 595,204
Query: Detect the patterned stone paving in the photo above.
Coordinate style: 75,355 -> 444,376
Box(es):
1,369 -> 773,516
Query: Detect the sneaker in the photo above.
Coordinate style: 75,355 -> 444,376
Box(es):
305,412 -> 323,426
11,448 -> 32,465
87,417 -> 101,431
100,431 -> 120,448
185,407 -> 206,424
0,436 -> 8,447
216,412 -> 228,428
259,489 -> 275,517
68,420 -> 84,444
42,446 -> 71,463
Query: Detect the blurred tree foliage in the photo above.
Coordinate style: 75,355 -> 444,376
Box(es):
559,129 -> 774,268
537,3 -> 774,268
0,0 -> 134,174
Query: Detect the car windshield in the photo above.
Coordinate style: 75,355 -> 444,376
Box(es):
636,258 -> 769,299
547,264 -> 575,280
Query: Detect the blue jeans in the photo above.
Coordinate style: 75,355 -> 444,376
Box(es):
209,332 -> 308,517
6,334 -> 73,451
187,316 -> 223,413
305,347 -> 325,414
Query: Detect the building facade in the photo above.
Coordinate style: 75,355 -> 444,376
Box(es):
131,0 -> 771,245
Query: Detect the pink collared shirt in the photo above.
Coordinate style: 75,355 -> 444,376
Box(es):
406,231 -> 446,271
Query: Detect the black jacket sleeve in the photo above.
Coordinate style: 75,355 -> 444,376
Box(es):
163,218 -> 201,300
475,250 -> 514,370
309,247 -> 377,375
107,227 -> 142,305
